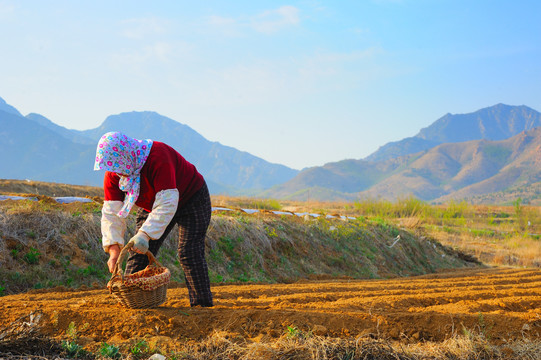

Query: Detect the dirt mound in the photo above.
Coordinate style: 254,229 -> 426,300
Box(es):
1,267 -> 540,354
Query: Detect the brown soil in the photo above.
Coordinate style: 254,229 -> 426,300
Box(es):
1,267 -> 540,353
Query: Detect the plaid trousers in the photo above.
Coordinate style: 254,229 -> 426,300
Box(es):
124,183 -> 213,307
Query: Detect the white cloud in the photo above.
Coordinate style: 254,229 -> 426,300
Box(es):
206,6 -> 300,36
0,1 -> 15,18
206,15 -> 243,37
298,48 -> 383,80
111,41 -> 174,69
251,5 -> 300,34
208,15 -> 236,27
350,27 -> 371,36
149,42 -> 173,62
184,47 -> 385,108
120,17 -> 167,39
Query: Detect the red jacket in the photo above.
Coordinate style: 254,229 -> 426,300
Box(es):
103,141 -> 204,212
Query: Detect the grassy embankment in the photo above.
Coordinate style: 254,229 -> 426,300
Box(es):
0,194 -> 479,295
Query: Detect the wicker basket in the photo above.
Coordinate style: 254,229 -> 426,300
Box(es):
107,241 -> 171,309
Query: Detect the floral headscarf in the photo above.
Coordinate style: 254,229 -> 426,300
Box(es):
94,131 -> 153,218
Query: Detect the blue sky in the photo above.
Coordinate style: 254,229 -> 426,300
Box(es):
1,1 -> 540,170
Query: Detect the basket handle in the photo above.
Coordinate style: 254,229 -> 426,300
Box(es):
110,239 -> 164,284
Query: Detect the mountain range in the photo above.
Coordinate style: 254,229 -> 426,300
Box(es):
263,104 -> 541,203
0,97 -> 298,194
1,96 -> 540,204
366,104 -> 541,162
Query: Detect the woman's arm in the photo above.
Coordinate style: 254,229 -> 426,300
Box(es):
101,200 -> 127,252
138,189 -> 179,239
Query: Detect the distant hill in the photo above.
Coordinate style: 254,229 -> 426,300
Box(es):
261,157 -> 414,201
74,111 -> 298,191
358,128 -> 541,202
366,104 -> 541,162
264,104 -> 541,204
26,113 -> 95,145
458,181 -> 541,206
0,109 -> 101,186
0,97 -> 22,117
0,97 -> 298,194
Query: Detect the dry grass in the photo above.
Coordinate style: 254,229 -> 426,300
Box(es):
4,326 -> 540,360
98,331 -> 541,359
0,199 -> 107,292
431,230 -> 541,268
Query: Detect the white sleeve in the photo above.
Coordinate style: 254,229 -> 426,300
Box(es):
101,200 -> 126,252
139,189 -> 179,240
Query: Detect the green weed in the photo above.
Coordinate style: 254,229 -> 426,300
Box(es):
99,342 -> 121,359
209,271 -> 224,283
48,259 -> 58,267
477,312 -> 493,340
61,340 -> 86,358
441,200 -> 470,219
265,226 -> 278,237
354,198 -> 393,217
77,264 -> 105,277
470,229 -> 495,237
23,248 -> 41,264
217,236 -> 240,254
372,217 -> 400,237
130,340 -> 150,357
66,321 -> 77,341
442,226 -> 458,234
286,325 -> 300,338
395,196 -> 429,218
59,321 -> 89,358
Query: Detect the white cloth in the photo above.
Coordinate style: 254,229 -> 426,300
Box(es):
101,200 -> 126,252
131,231 -> 150,254
139,189 -> 179,239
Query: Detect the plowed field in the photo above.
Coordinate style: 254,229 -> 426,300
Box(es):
1,267 -> 541,353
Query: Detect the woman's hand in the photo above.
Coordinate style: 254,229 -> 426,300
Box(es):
107,244 -> 121,273
131,231 -> 150,254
